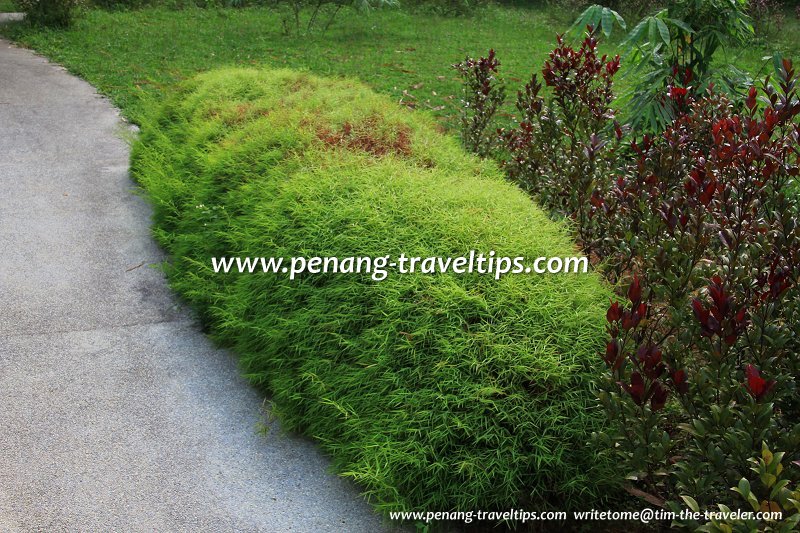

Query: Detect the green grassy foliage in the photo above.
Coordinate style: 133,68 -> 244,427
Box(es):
131,67 -> 617,513
0,7 -> 573,126
2,6 -> 797,127
0,0 -> 17,11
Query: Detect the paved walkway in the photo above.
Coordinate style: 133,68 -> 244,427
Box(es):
0,37 -> 390,532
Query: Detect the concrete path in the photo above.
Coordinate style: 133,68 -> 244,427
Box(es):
0,38 -> 391,532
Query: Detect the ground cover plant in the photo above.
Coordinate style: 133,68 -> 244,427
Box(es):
0,4 -> 798,128
270,0 -> 397,35
0,7 -> 575,125
130,67 -> 618,516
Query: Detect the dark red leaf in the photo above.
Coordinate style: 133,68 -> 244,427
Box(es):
622,372 -> 646,405
650,381 -> 668,411
607,301 -> 622,323
672,369 -> 689,394
628,275 -> 642,304
744,364 -> 775,401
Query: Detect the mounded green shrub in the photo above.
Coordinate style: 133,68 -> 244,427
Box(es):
131,68 -> 617,514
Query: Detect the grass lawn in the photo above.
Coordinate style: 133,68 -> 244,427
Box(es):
0,0 -> 17,11
2,5 -> 799,128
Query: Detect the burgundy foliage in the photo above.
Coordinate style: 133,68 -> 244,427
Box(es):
455,35 -> 800,507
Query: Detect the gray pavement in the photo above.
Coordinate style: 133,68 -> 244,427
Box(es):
0,37 -> 390,532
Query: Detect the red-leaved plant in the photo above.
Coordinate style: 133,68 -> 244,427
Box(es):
454,28 -> 622,252
594,60 -> 800,509
454,34 -> 800,517
453,49 -> 506,158
501,29 -> 621,251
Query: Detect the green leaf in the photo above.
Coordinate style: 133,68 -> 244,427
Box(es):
666,17 -> 694,33
601,8 -> 613,37
748,492 -> 759,512
648,18 -> 659,47
770,479 -> 789,500
681,495 -> 700,513
736,478 -> 751,499
621,17 -> 648,47
656,18 -> 670,45
773,52 -> 784,76
773,451 -> 785,466
570,4 -> 601,35
613,10 -> 626,30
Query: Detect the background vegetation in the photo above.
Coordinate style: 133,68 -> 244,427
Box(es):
1,4 -> 798,129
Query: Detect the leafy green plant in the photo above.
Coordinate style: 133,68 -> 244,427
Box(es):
574,0 -> 755,131
132,68 -> 618,516
401,0 -> 488,16
558,0 -> 666,21
17,0 -> 81,26
672,443 -> 800,531
272,0 -> 396,34
570,3 -> 627,37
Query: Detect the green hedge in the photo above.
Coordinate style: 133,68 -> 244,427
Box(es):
131,68 -> 617,514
